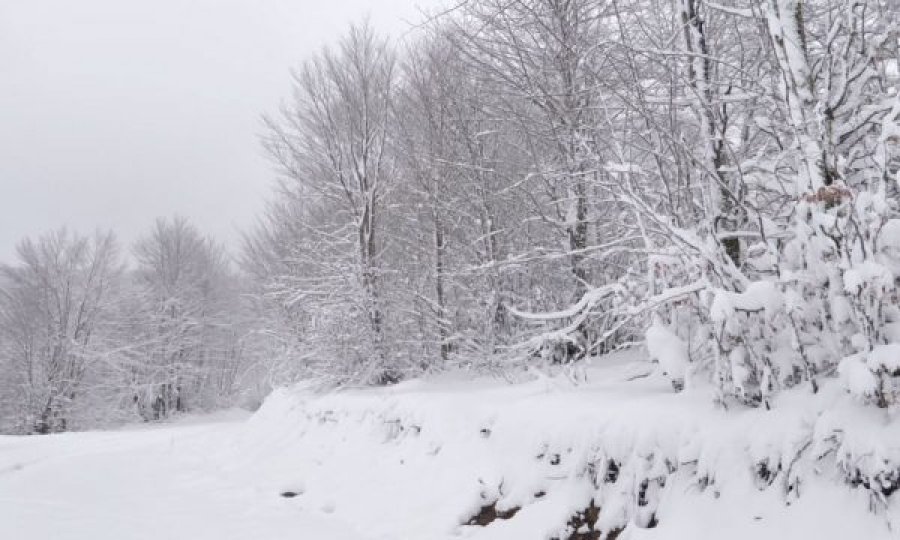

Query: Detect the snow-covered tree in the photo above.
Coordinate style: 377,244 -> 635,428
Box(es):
130,216 -> 241,420
262,22 -> 402,383
0,229 -> 121,433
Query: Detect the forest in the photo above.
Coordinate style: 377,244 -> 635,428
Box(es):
2,0 -> 899,435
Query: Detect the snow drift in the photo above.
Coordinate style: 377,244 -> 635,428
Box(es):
212,352 -> 900,539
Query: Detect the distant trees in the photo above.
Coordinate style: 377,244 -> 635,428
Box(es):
0,219 -> 248,433
0,230 -> 120,433
130,217 -> 239,420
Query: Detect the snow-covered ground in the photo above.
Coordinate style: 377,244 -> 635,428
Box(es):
2,352 -> 898,539
0,411 -> 367,540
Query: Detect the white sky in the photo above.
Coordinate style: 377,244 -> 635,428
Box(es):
0,0 -> 440,263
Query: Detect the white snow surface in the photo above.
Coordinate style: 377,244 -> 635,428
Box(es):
0,410 -> 364,540
710,280 -> 783,322
2,351 -> 899,539
645,319 -> 688,380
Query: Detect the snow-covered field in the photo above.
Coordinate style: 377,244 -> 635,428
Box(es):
2,352 -> 898,539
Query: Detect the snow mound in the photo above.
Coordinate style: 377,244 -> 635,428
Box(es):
211,354 -> 900,540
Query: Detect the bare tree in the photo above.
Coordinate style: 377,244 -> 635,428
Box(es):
448,0 -> 622,359
131,216 -> 237,420
264,22 -> 399,383
0,229 -> 120,433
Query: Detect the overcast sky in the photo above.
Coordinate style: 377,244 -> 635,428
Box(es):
0,0 -> 439,263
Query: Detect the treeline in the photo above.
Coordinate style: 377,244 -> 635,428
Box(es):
3,0 -> 900,432
0,219 -> 256,433
248,0 -> 900,406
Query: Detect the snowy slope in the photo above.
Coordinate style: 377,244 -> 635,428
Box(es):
2,352 -> 899,539
217,351 -> 900,539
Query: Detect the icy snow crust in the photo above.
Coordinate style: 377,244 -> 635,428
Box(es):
2,353 -> 899,539
218,352 -> 900,539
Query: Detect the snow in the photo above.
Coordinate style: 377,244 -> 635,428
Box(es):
2,354 -> 899,540
224,357 -> 900,540
645,318 -> 689,380
878,219 -> 900,273
710,280 -> 783,322
604,162 -> 643,174
830,294 -> 853,325
839,353 -> 879,399
868,344 -> 900,373
843,261 -> 894,295
0,414 -> 367,540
